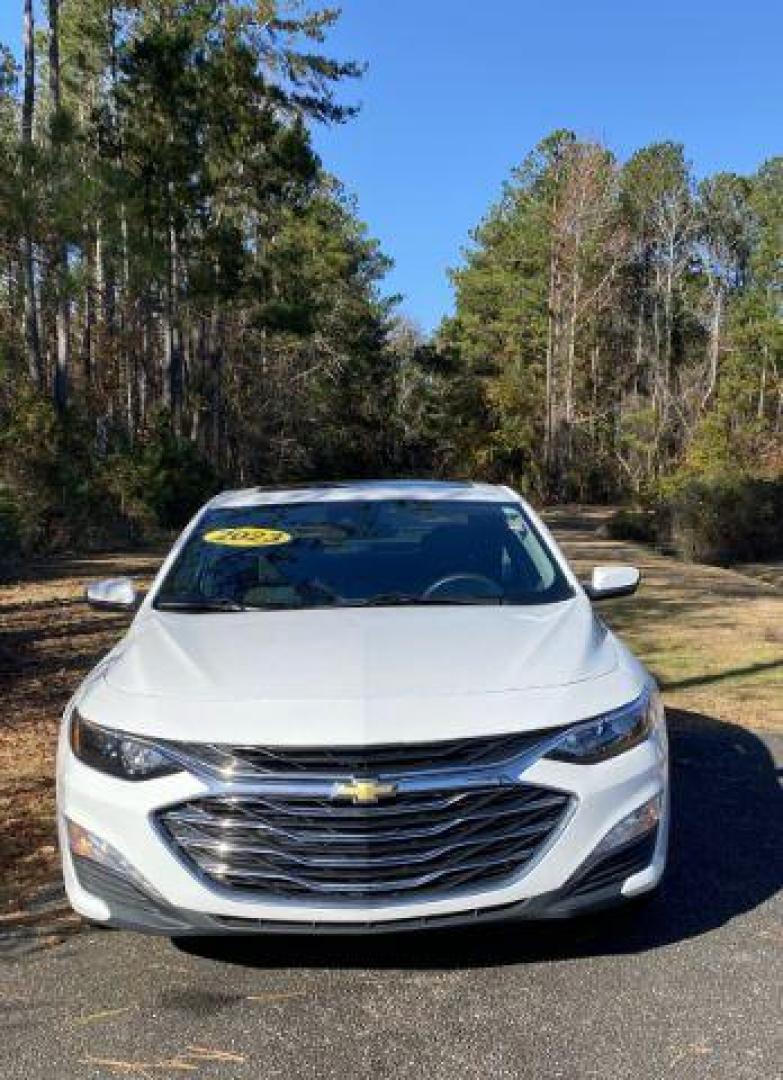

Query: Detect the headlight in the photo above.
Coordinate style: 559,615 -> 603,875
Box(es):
547,689 -> 660,764
70,711 -> 181,781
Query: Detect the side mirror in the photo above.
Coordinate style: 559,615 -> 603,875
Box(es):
584,565 -> 640,601
85,577 -> 140,611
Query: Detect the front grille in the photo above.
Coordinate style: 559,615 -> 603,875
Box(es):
158,784 -> 573,904
168,730 -> 557,780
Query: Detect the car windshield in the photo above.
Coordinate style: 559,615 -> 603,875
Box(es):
153,499 -> 574,611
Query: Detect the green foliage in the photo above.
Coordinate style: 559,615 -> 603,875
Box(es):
137,420 -> 219,529
604,507 -> 658,546
657,475 -> 783,565
0,0 -> 402,550
0,389 -> 218,552
0,0 -> 780,573
440,133 -> 781,507
0,483 -> 22,556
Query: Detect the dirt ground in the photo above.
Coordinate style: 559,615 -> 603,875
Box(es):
1,512 -> 781,916
0,553 -> 164,915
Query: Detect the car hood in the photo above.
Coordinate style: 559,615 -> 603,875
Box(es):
79,600 -> 649,744
104,598 -> 614,702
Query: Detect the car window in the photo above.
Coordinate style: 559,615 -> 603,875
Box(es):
154,500 -> 574,610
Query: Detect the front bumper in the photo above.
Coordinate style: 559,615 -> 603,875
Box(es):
57,721 -> 669,934
70,829 -> 661,935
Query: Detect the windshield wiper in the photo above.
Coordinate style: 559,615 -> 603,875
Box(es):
349,593 -> 504,607
155,597 -> 248,612
156,592 -> 505,612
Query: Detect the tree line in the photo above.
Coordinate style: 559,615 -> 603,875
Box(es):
435,132 -> 782,500
1,0 -> 399,547
0,3 -> 780,553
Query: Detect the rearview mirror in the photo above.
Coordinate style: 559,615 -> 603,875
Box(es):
584,566 -> 640,601
85,577 -> 139,611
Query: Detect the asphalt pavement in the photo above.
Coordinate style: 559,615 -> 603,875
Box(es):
2,712 -> 781,1080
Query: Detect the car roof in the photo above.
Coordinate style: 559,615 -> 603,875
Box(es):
208,480 -> 519,509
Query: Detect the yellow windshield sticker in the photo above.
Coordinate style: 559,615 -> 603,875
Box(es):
203,527 -> 292,548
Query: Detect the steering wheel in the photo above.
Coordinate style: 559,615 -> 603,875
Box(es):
422,572 -> 502,600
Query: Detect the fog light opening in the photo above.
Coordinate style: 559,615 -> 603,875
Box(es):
593,794 -> 662,860
66,819 -> 164,901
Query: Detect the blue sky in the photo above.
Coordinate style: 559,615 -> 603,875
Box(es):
3,2 -> 780,332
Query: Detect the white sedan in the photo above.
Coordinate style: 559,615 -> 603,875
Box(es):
57,480 -> 669,934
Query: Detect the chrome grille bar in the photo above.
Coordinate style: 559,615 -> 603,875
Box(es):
170,818 -> 557,866
190,845 -> 545,896
158,782 -> 573,904
164,728 -> 565,781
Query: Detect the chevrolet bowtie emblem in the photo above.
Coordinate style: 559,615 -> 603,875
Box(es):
331,778 -> 398,805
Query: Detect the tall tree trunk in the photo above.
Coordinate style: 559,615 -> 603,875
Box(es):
590,343 -> 599,442
544,236 -> 559,480
162,205 -> 181,424
22,0 -> 43,388
108,0 -> 133,431
702,283 -> 722,408
663,235 -> 675,393
634,295 -> 644,396
49,0 -> 70,412
758,342 -> 768,420
82,229 -> 95,388
565,258 -> 581,426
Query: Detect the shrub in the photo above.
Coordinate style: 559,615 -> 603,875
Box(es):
660,475 -> 783,565
138,422 -> 219,529
604,507 -> 658,546
0,390 -> 219,554
0,484 -> 21,556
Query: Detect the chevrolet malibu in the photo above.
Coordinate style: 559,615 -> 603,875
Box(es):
57,480 -> 669,934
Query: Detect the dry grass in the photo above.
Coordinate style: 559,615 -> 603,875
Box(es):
547,508 -> 783,732
738,562 -> 783,592
0,553 -> 163,911
1,514 -> 781,912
